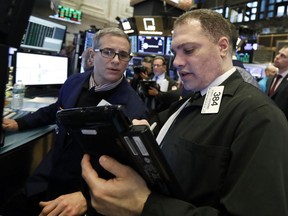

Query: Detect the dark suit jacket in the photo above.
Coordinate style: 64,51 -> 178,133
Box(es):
16,70 -> 148,198
266,73 -> 288,119
152,75 -> 178,112
143,71 -> 288,215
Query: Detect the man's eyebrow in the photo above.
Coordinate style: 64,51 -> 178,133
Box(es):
279,52 -> 288,58
171,42 -> 197,51
171,43 -> 185,52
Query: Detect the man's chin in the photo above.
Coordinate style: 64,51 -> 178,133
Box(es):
183,83 -> 197,92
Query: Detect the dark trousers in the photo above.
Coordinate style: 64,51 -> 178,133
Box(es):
0,189 -> 44,216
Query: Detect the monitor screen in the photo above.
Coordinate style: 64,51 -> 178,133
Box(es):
243,63 -> 266,79
129,35 -> 138,53
14,52 -> 68,86
138,36 -> 165,55
84,30 -> 95,51
236,52 -> 253,63
20,16 -> 67,53
165,36 -> 173,56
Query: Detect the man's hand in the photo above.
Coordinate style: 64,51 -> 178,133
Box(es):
39,191 -> 87,216
81,154 -> 151,216
148,87 -> 159,96
2,119 -> 19,131
140,72 -> 148,80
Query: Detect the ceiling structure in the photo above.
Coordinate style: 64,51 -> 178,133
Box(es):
33,0 -> 194,43
54,0 -> 195,26
130,0 -> 196,11
56,0 -> 134,27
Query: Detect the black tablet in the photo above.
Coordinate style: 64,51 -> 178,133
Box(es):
56,105 -> 182,197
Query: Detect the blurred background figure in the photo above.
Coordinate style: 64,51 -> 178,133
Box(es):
130,56 -> 154,91
258,64 -> 278,92
266,45 -> 288,120
81,47 -> 94,72
144,56 -> 178,114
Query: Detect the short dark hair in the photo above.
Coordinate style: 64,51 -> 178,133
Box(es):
153,56 -> 166,65
174,9 -> 233,55
142,56 -> 154,64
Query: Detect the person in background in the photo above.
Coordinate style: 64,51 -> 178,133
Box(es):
258,64 -> 278,92
144,56 -> 178,114
81,9 -> 288,216
0,27 -> 148,216
130,56 -> 154,90
150,56 -> 178,93
266,45 -> 288,119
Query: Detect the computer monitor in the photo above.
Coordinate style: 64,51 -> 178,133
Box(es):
243,63 -> 266,79
138,36 -> 165,55
165,36 -> 173,56
129,35 -> 138,54
14,52 -> 68,86
20,15 -> 67,53
83,30 -> 95,51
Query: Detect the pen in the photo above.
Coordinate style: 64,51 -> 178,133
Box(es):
150,122 -> 157,131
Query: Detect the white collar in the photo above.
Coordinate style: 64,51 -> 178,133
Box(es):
200,67 -> 236,96
279,70 -> 288,78
154,73 -> 165,80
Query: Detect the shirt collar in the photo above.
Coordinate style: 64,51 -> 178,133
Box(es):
154,73 -> 165,81
200,67 -> 236,96
278,70 -> 288,78
89,73 -> 123,92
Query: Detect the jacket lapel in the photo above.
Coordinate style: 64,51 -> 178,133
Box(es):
273,74 -> 288,95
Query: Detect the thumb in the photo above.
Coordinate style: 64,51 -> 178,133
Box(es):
39,200 -> 51,207
81,154 -> 102,186
99,155 -> 130,178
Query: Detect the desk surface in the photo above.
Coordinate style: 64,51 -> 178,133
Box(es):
1,97 -> 57,155
0,125 -> 55,154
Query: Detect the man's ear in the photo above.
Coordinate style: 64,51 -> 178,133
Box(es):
88,57 -> 93,65
89,49 -> 95,60
218,37 -> 229,56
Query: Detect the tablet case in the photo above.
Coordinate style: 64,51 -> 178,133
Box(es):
56,105 -> 182,197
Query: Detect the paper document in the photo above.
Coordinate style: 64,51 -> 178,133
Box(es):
22,97 -> 57,112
